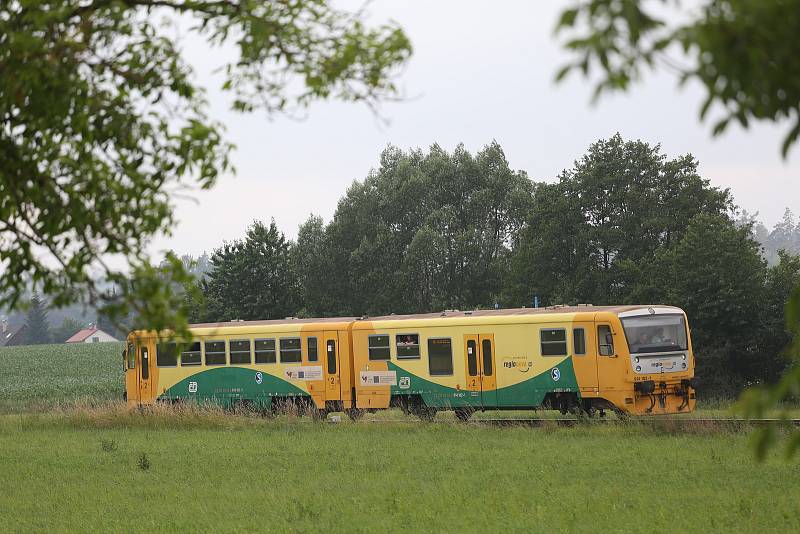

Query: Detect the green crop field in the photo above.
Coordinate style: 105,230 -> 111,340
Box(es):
0,342 -> 124,412
0,408 -> 798,532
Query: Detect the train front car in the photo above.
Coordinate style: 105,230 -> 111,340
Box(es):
602,306 -> 697,415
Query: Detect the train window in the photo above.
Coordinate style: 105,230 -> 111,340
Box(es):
573,328 -> 586,355
122,348 -> 127,372
428,338 -> 453,376
307,337 -> 318,362
141,347 -> 149,379
280,338 -> 302,363
482,339 -> 493,376
255,339 -> 276,364
205,340 -> 226,366
327,340 -> 337,374
181,341 -> 202,366
368,335 -> 391,360
127,343 -> 135,369
540,329 -> 567,356
466,340 -> 478,376
396,333 -> 420,359
157,342 -> 178,367
230,339 -> 252,365
598,325 -> 614,356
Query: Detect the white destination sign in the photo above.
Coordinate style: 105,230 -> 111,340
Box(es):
360,370 -> 397,386
284,366 -> 323,381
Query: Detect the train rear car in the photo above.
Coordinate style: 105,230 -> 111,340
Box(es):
123,317 -> 355,416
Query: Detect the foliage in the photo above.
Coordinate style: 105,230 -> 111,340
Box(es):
202,220 -> 300,322
0,0 -> 411,335
51,316 -> 86,344
556,0 -> 800,157
509,134 -> 731,306
739,208 -> 800,265
23,292 -> 51,345
304,142 -> 533,316
2,417 -> 800,531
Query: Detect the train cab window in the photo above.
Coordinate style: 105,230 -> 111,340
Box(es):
482,339 -> 493,376
327,340 -> 337,374
573,328 -> 586,356
280,338 -> 302,363
205,340 -> 226,366
127,343 -> 135,369
428,338 -> 453,376
141,347 -> 149,379
230,339 -> 252,365
122,348 -> 127,372
598,325 -> 614,356
368,335 -> 391,360
181,342 -> 202,366
255,339 -> 276,364
540,328 -> 567,356
307,337 -> 318,362
396,333 -> 420,359
157,342 -> 178,367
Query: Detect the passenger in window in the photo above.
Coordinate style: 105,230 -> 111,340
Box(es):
634,330 -> 652,351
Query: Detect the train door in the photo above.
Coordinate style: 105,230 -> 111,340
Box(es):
571,322 -> 599,394
138,341 -> 153,403
463,334 -> 497,407
324,331 -> 341,401
124,341 -> 138,403
596,322 -> 625,391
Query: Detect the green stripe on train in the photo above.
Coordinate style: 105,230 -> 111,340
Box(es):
388,358 -> 579,408
160,367 -> 308,408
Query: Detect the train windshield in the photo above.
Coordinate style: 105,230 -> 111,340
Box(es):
621,314 -> 688,354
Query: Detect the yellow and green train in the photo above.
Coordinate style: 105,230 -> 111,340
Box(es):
124,305 -> 697,418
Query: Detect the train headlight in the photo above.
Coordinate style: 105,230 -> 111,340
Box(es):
682,363 -> 687,369
682,354 -> 686,360
635,357 -> 639,363
635,365 -> 642,372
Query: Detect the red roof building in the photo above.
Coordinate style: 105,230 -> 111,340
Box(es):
65,327 -> 118,343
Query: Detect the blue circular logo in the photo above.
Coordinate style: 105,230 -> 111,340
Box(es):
551,368 -> 561,382
255,372 -> 263,385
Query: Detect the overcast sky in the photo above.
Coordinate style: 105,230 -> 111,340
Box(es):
152,1 -> 798,258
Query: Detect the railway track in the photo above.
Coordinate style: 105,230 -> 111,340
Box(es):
339,417 -> 800,428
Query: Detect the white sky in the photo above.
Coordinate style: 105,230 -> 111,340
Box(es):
151,0 -> 798,258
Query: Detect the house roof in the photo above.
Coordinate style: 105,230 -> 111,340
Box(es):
65,327 -> 98,343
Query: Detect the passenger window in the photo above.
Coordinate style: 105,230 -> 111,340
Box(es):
280,338 -> 302,363
573,328 -> 586,355
157,342 -> 178,367
368,335 -> 391,360
482,339 -> 493,376
141,347 -> 149,379
128,343 -> 135,369
540,329 -> 567,356
307,337 -> 318,362
181,341 -> 202,366
205,340 -> 226,366
255,339 -> 276,364
396,333 -> 420,359
230,339 -> 251,365
327,340 -> 337,374
598,325 -> 614,356
466,340 -> 478,376
428,338 -> 453,376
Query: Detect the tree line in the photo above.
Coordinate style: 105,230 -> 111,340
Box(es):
177,134 -> 800,399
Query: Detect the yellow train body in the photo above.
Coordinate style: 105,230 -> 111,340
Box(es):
125,306 -> 697,417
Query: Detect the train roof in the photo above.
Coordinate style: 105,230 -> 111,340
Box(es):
184,305 -> 682,331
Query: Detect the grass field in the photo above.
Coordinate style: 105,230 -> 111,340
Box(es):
1,406 -> 799,532
0,342 -> 123,412
1,343 -> 799,531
